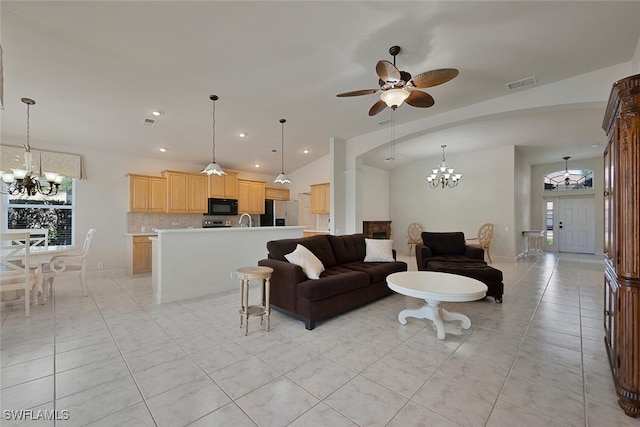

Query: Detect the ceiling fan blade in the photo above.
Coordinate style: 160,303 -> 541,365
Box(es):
376,60 -> 401,83
368,99 -> 387,116
410,68 -> 459,88
405,91 -> 435,108
336,89 -> 378,97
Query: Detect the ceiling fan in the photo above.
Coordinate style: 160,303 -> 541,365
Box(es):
336,45 -> 459,116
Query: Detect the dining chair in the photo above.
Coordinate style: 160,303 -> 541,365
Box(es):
10,228 -> 49,249
466,223 -> 495,263
407,223 -> 424,256
42,228 -> 96,297
1,231 -> 43,317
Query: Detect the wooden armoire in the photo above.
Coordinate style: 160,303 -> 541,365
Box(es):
602,73 -> 640,417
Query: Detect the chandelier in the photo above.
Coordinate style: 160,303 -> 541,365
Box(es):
201,94 -> 226,176
274,118 -> 291,184
0,98 -> 63,196
426,145 -> 461,189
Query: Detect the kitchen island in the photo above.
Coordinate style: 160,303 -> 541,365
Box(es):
151,226 -> 304,303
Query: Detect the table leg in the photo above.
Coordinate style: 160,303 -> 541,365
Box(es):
397,299 -> 472,340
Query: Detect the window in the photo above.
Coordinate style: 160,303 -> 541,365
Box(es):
545,200 -> 554,246
544,169 -> 593,191
4,178 -> 75,245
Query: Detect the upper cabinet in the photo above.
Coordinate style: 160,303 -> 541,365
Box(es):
238,179 -> 266,214
310,183 -> 330,214
265,187 -> 290,201
128,174 -> 166,213
162,170 -> 208,213
208,171 -> 238,199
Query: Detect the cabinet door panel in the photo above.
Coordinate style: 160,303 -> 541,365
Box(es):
189,174 -> 208,213
149,178 -> 166,212
166,173 -> 189,213
130,176 -> 149,212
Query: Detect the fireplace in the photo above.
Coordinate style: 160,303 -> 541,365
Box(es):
363,221 -> 392,239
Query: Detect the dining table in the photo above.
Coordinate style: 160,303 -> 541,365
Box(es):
1,242 -> 74,304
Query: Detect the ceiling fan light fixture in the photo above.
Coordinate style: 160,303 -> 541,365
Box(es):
380,88 -> 410,109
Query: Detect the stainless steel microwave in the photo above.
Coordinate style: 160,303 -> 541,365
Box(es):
207,198 -> 238,216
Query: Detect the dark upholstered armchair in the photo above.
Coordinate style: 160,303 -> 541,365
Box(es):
415,232 -> 485,270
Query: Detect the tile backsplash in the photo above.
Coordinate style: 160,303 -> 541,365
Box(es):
126,212 -> 254,233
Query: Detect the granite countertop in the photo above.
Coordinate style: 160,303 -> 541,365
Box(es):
125,232 -> 159,237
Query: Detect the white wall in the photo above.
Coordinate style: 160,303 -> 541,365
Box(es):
632,36 -> 640,74
389,145 -> 517,257
514,147 -> 532,254
287,154 -> 330,201
358,165 -> 390,231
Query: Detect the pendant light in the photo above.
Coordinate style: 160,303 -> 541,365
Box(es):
563,156 -> 571,186
201,94 -> 226,176
274,118 -> 291,184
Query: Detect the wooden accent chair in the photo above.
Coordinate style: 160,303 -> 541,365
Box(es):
407,223 -> 424,255
466,223 -> 494,263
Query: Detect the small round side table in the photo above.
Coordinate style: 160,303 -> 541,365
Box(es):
234,266 -> 273,336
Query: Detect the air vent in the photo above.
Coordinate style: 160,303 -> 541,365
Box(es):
142,117 -> 157,127
506,76 -> 537,90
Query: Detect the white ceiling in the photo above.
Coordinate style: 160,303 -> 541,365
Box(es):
2,1 -> 639,176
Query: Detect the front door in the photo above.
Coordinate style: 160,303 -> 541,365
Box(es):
558,197 -> 595,254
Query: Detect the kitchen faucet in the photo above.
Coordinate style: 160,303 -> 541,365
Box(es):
239,213 -> 253,228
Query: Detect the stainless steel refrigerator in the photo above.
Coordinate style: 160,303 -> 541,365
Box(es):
260,200 -> 298,226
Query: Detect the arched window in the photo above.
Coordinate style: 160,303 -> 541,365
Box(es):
544,169 -> 593,191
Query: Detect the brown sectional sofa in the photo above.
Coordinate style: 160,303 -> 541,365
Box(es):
258,233 -> 407,330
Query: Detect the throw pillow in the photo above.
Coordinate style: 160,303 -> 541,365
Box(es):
364,238 -> 395,262
285,244 -> 325,279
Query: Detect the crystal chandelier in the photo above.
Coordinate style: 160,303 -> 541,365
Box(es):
201,94 -> 226,176
426,145 -> 462,189
1,98 -> 63,196
274,118 -> 291,184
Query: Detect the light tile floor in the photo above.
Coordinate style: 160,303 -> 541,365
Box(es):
2,253 -> 640,426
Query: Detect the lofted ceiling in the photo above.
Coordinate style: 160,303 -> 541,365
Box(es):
2,1 -> 639,176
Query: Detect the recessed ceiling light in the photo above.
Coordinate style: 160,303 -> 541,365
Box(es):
254,163 -> 261,168
159,148 -> 167,153
150,109 -> 163,117
592,144 -> 600,148
239,132 -> 247,138
303,149 -> 310,154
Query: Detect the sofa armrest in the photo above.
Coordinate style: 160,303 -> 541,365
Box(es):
258,258 -> 306,312
464,245 -> 485,260
415,244 -> 433,271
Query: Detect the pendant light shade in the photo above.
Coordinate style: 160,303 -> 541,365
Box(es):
274,118 -> 291,184
201,94 -> 226,176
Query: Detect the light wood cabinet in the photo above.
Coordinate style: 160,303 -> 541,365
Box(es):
602,73 -> 640,418
209,171 -> 238,199
265,187 -> 290,201
128,235 -> 153,276
310,183 -> 330,214
128,174 -> 166,213
237,179 -> 266,214
162,171 -> 208,213
303,231 -> 329,237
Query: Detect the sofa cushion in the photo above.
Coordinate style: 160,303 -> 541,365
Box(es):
327,234 -> 367,265
421,232 -> 466,256
267,235 -> 337,268
342,261 -> 408,284
297,270 -> 370,301
427,255 -> 487,265
364,238 -> 394,262
285,244 -> 325,279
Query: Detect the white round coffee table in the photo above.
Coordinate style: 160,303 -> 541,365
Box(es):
387,271 -> 487,340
